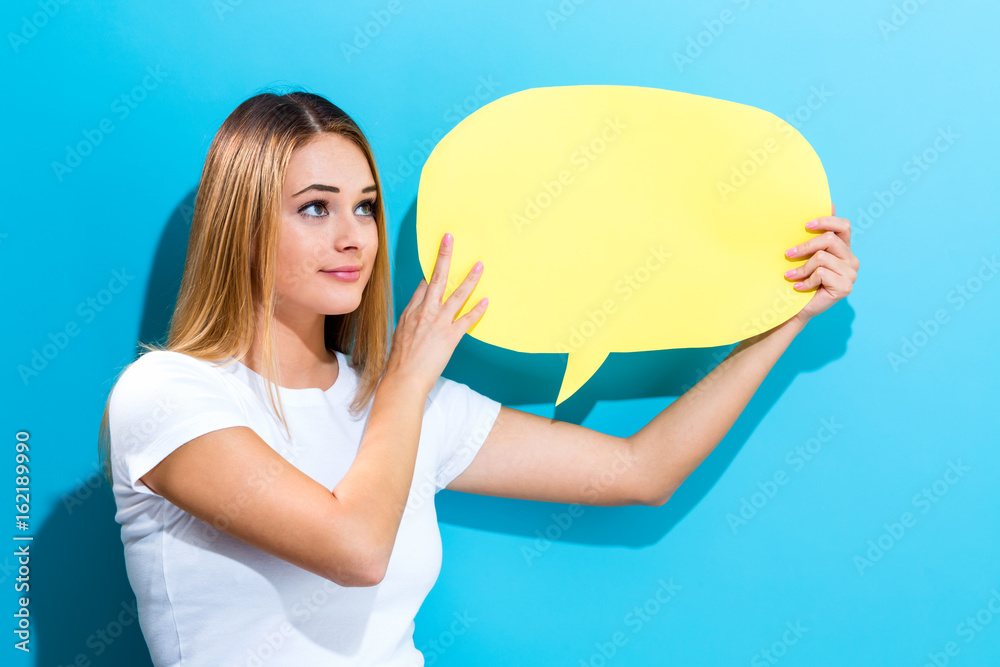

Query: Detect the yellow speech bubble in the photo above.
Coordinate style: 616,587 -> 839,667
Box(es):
416,85 -> 829,405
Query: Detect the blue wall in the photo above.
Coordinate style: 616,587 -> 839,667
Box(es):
4,1 -> 998,665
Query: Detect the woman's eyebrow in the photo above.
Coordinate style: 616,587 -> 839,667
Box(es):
292,184 -> 377,196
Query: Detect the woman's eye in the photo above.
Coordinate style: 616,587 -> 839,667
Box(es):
355,199 -> 376,217
299,201 -> 327,218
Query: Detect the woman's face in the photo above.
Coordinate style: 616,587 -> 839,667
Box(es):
274,133 -> 379,320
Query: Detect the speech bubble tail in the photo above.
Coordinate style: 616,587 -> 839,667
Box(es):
555,349 -> 609,406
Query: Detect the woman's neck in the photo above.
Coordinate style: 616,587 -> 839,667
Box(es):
241,310 -> 338,390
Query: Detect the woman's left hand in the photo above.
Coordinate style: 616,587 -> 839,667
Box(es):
783,203 -> 860,323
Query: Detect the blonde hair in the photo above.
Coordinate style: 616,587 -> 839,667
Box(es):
97,90 -> 393,486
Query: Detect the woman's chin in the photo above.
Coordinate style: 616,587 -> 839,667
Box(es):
320,298 -> 362,316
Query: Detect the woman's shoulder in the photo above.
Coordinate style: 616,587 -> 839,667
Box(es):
108,350 -> 248,445
111,349 -> 230,398
122,348 -> 223,374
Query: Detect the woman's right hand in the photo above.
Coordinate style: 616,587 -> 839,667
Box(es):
385,232 -> 488,396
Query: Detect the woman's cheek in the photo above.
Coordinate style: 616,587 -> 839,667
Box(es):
278,246 -> 311,292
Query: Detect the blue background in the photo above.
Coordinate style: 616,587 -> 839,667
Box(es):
4,0 -> 998,665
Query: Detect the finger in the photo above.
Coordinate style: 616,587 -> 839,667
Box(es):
785,249 -> 856,285
803,220 -> 860,272
787,229 -> 852,263
453,296 -> 489,332
793,265 -> 854,298
425,233 -> 454,305
405,277 -> 428,312
805,213 -> 852,249
441,261 -> 484,320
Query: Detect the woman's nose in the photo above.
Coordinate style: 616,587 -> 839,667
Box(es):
330,214 -> 371,252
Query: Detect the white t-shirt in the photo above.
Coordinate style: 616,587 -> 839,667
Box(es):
108,348 -> 501,667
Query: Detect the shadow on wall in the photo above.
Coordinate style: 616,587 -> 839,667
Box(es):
34,484 -> 153,667
33,187 -> 852,666
33,187 -> 197,667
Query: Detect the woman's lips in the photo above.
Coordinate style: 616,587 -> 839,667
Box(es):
321,269 -> 360,281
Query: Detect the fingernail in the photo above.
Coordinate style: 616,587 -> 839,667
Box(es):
444,233 -> 452,245
793,282 -> 803,289
784,269 -> 796,277
806,220 -> 818,229
786,247 -> 797,257
472,261 -> 482,272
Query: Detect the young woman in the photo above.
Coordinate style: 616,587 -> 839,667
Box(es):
99,90 -> 858,666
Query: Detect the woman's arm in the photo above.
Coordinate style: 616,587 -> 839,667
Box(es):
444,319 -> 801,507
626,312 -> 805,505
447,207 -> 858,506
329,370 -> 431,580
622,206 -> 858,503
142,233 -> 489,586
141,368 -> 429,587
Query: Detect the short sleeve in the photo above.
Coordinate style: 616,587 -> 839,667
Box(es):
427,376 -> 502,493
108,351 -> 253,495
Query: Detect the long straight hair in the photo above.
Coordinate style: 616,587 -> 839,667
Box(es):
97,90 -> 393,485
